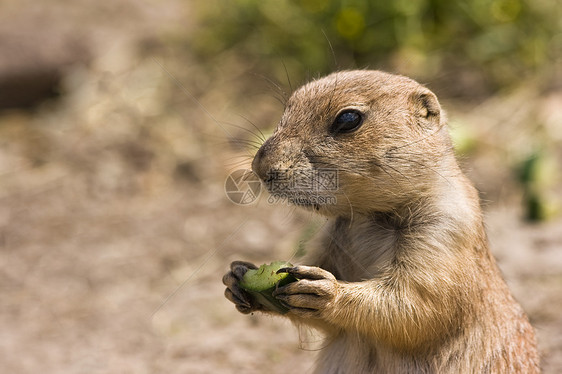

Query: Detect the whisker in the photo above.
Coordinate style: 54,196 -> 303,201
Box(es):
386,127 -> 442,153
235,114 -> 268,143
280,57 -> 293,94
287,163 -> 404,227
385,155 -> 452,185
220,120 -> 266,143
370,159 -> 417,189
196,126 -> 262,152
309,158 -> 407,200
250,72 -> 289,105
321,28 -> 338,71
225,138 -> 262,151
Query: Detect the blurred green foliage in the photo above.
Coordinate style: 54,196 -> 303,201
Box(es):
518,151 -> 561,221
191,0 -> 561,93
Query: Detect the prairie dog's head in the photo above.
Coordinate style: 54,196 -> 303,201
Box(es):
252,70 -> 455,217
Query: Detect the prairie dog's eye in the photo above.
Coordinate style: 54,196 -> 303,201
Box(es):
331,110 -> 364,134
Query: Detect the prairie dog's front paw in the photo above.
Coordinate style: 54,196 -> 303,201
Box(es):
222,261 -> 260,314
273,266 -> 339,319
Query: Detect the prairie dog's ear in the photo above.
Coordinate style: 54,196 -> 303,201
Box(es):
409,88 -> 441,125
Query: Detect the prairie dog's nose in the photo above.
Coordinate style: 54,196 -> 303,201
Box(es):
252,139 -> 270,181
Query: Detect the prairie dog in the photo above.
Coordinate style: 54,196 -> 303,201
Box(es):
223,70 -> 540,373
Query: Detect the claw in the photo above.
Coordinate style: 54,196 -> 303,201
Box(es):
277,298 -> 292,311
223,260 -> 260,314
276,267 -> 295,275
277,265 -> 335,281
225,288 -> 251,309
231,261 -> 257,279
236,304 -> 253,314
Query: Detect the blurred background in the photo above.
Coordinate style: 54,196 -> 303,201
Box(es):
0,0 -> 561,373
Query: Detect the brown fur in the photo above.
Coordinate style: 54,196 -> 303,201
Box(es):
223,70 -> 540,373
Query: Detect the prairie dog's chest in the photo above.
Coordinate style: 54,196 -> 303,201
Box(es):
320,217 -> 398,282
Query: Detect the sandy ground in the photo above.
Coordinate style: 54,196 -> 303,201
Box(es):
1,1 -> 561,373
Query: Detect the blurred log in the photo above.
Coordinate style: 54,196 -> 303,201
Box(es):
0,26 -> 90,110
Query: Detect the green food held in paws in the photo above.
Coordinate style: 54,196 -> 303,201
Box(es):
239,261 -> 297,313
239,261 -> 295,291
